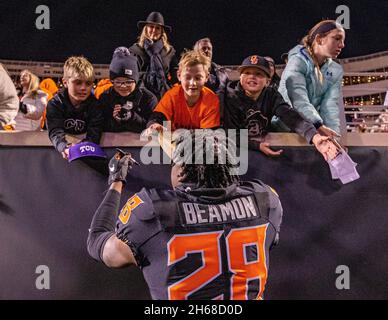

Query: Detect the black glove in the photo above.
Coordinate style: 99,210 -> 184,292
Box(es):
19,101 -> 28,114
108,149 -> 136,185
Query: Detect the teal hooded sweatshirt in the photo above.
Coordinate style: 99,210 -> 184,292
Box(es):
277,45 -> 343,134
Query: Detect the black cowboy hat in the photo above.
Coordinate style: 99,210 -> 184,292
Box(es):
137,12 -> 172,33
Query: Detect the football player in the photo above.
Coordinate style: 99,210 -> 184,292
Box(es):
87,129 -> 283,300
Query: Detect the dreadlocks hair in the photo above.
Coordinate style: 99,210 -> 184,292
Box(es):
172,129 -> 241,189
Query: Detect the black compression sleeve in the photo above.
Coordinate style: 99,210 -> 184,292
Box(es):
87,189 -> 121,263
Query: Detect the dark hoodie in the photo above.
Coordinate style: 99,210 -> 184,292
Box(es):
218,81 -> 317,149
99,86 -> 157,133
206,62 -> 229,93
46,89 -> 103,153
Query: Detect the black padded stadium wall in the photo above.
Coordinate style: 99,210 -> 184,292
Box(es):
1,146 -> 388,299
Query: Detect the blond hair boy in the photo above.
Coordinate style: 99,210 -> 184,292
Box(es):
146,50 -> 220,133
46,56 -> 103,160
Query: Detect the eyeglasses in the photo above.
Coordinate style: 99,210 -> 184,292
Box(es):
112,80 -> 135,87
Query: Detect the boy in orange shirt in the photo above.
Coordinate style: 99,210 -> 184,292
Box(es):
145,50 -> 220,133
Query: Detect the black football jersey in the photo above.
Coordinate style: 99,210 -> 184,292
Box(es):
115,180 -> 283,300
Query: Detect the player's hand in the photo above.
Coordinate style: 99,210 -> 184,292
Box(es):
317,125 -> 340,138
108,149 -> 137,185
259,142 -> 283,157
143,123 -> 166,137
312,134 -> 340,161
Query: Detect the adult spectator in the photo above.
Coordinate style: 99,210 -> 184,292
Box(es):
14,70 -> 48,131
193,37 -> 228,92
373,110 -> 388,133
0,63 -> 18,130
277,20 -> 346,136
264,56 -> 281,91
129,11 -> 178,100
353,118 -> 367,133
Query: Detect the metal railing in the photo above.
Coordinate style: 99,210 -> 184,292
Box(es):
344,105 -> 388,133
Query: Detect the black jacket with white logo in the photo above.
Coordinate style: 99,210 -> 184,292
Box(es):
46,89 -> 103,152
218,81 -> 317,149
99,86 -> 157,133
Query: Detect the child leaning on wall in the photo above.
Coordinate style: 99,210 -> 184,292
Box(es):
46,56 -> 103,160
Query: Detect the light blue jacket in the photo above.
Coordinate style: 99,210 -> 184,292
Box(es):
278,45 -> 344,133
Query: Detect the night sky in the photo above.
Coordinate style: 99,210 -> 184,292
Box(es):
0,0 -> 387,65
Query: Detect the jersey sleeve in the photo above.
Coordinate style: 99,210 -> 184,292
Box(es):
115,188 -> 162,259
265,185 -> 283,248
247,179 -> 283,246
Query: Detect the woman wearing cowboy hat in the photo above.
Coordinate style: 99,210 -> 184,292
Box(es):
129,12 -> 178,100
